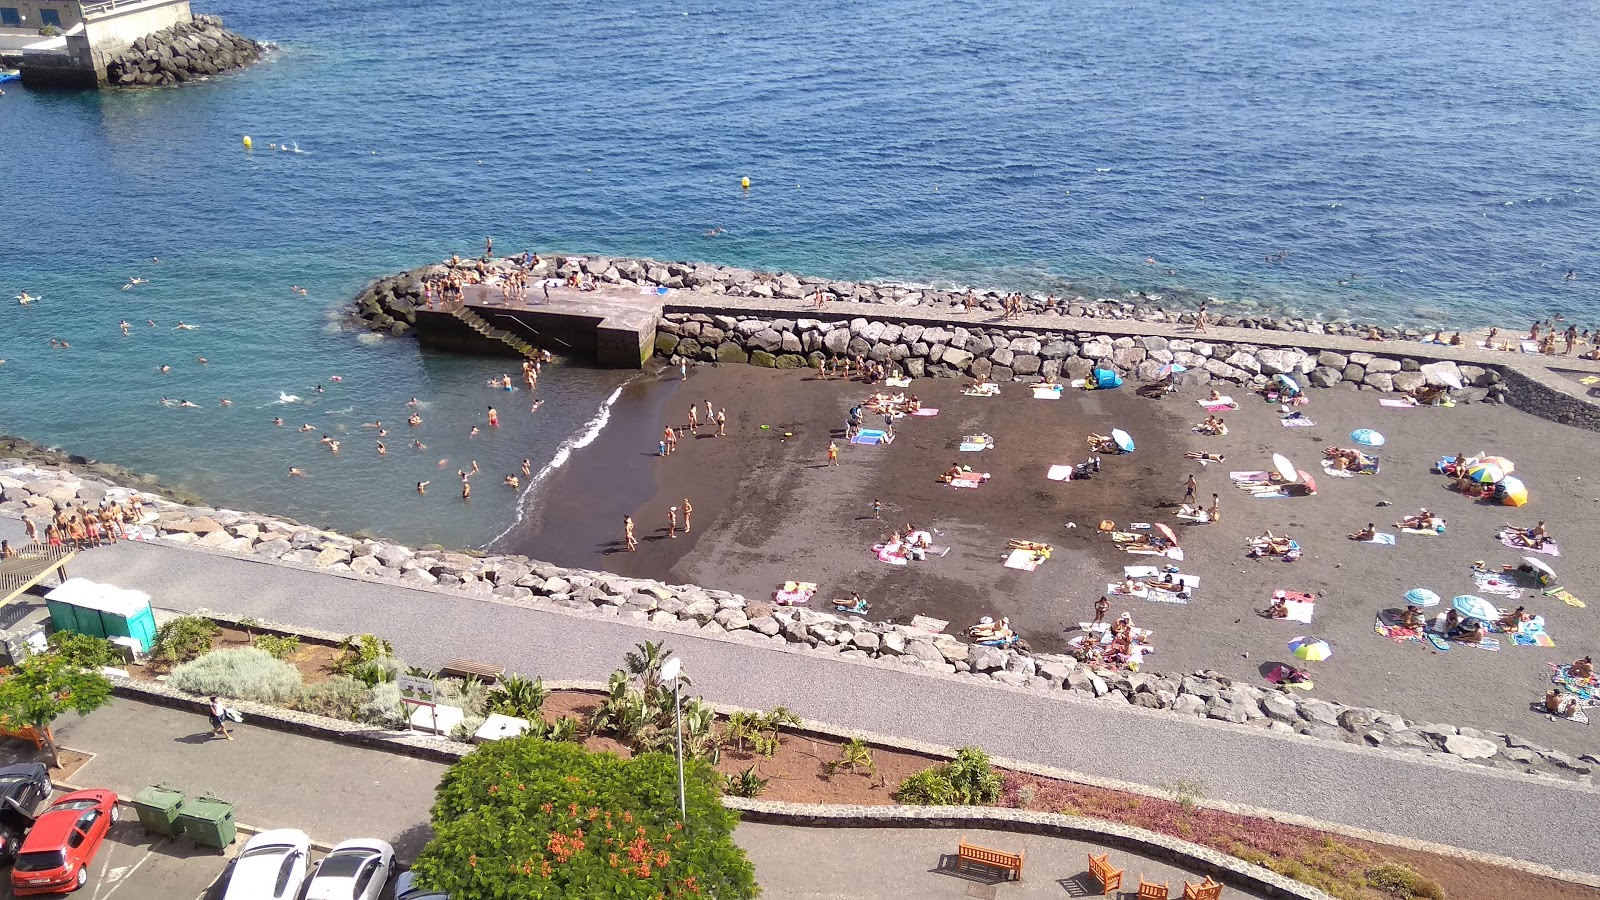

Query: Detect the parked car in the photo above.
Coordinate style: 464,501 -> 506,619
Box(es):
394,870 -> 449,899
222,828 -> 312,900
0,763 -> 52,865
8,789 -> 118,896
304,839 -> 394,900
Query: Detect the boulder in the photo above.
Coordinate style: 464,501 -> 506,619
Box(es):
1443,734 -> 1498,760
1308,366 -> 1344,388
940,347 -> 974,370
1367,357 -> 1402,374
1363,372 -> 1395,392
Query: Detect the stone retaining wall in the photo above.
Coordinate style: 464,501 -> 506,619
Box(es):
4,462 -> 1594,786
726,800 -> 1334,900
104,15 -> 263,87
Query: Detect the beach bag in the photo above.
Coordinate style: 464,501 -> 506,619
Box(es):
225,708 -> 244,724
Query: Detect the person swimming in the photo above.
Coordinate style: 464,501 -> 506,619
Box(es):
174,322 -> 199,330
272,417 -> 284,426
289,467 -> 307,477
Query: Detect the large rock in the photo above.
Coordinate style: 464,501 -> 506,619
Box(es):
1363,372 -> 1395,392
1444,734 -> 1498,760
1308,366 -> 1344,388
940,347 -> 974,370
1367,357 -> 1402,374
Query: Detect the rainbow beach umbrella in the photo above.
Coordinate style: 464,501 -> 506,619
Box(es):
1465,463 -> 1505,484
1289,636 -> 1333,662
1499,476 -> 1528,507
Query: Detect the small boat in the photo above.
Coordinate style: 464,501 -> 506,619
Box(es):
0,69 -> 22,85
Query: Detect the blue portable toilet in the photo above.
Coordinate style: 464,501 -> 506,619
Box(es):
44,579 -> 158,652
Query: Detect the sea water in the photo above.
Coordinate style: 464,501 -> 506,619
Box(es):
1,0 -> 1596,547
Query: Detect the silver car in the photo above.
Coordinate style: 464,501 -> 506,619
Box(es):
222,829 -> 311,900
304,839 -> 394,900
394,870 -> 449,900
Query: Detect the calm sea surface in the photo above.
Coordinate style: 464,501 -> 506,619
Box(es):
2,0 -> 1596,547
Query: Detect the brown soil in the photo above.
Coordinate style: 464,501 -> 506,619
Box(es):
540,687 -> 1598,900
125,623 -> 344,685
48,748 -> 93,782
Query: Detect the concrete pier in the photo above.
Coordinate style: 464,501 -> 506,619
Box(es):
412,283 -> 670,368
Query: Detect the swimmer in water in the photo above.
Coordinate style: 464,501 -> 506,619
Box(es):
17,291 -> 37,305
220,398 -> 233,407
704,226 -> 724,237
530,399 -> 543,412
407,413 -> 422,426
328,440 -> 341,453
406,397 -> 419,407
504,474 -> 520,489
119,321 -> 131,335
470,460 -> 480,475
178,400 -> 199,408
159,397 -> 176,407
289,467 -> 307,477
411,439 -> 426,450
301,424 -> 315,432
487,406 -> 499,427
521,458 -> 532,476
148,320 -> 156,328
272,417 -> 284,426
469,426 -> 480,437
376,441 -> 386,455
362,421 -> 382,429
319,434 -> 333,445
159,365 -> 171,373
197,357 -> 208,365
377,427 -> 388,437
174,322 -> 199,330
417,481 -> 429,494
313,385 -> 325,394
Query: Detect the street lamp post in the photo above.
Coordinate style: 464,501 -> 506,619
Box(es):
661,656 -> 687,824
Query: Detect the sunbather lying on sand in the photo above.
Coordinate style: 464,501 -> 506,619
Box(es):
1448,618 -> 1486,643
1249,531 -> 1295,555
1570,655 -> 1594,680
1183,451 -> 1226,462
1008,540 -> 1052,552
1324,447 -> 1372,470
969,616 -> 1014,642
1495,606 -> 1530,629
1545,689 -> 1582,718
1147,575 -> 1186,593
1397,510 -> 1445,530
1087,433 -> 1121,454
1411,384 -> 1449,405
1505,520 -> 1552,548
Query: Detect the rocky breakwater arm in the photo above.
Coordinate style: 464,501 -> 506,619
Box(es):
105,15 -> 264,87
349,270 -> 426,335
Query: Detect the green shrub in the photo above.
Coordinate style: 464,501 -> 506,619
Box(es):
332,634 -> 393,676
487,674 -> 547,719
1364,863 -> 1445,900
721,707 -> 800,758
361,680 -> 408,727
893,746 -> 1001,806
411,739 -> 757,900
46,632 -> 124,669
725,765 -> 768,798
170,647 -> 302,703
154,616 -> 220,665
827,737 -> 875,775
294,675 -> 370,720
252,634 -> 301,660
434,676 -> 489,717
349,654 -> 398,687
547,715 -> 584,743
450,715 -> 487,744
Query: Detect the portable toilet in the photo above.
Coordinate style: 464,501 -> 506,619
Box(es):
95,587 -> 157,653
43,579 -> 107,638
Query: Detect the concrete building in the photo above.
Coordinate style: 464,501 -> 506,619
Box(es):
5,0 -> 192,86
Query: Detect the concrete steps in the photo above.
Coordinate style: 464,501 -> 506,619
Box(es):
449,305 -> 538,358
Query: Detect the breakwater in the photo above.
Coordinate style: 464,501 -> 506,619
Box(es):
104,15 -> 263,87
2,460 -> 1593,783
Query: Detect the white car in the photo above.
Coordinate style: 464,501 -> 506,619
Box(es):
223,829 -> 311,900
394,870 -> 449,899
305,838 -> 395,900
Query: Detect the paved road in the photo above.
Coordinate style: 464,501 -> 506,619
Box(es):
10,525 -> 1596,876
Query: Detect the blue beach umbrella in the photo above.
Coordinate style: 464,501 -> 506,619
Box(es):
1111,428 -> 1135,453
1274,374 -> 1301,394
1350,429 -> 1385,448
1403,588 -> 1440,607
1452,595 -> 1498,622
1157,363 -> 1186,378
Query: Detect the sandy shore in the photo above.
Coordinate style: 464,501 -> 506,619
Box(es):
510,364 -> 1597,756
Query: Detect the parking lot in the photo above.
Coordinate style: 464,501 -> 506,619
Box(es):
0,817 -> 239,900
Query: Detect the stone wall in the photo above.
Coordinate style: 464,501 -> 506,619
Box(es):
656,311 -> 1504,399
3,462 -> 1593,785
103,14 -> 261,87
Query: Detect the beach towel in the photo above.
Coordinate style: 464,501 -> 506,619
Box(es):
1374,617 -> 1426,646
851,429 -> 893,445
1145,589 -> 1190,604
911,408 -> 940,417
1472,572 -> 1524,599
961,383 -> 1002,397
1004,548 -> 1045,571
1229,471 -> 1272,483
1198,397 -> 1238,411
1283,600 -> 1314,623
884,376 -> 912,388
1379,398 -> 1417,409
1401,526 -> 1444,536
872,543 -> 910,566
1545,587 -> 1586,608
1450,635 -> 1501,651
1581,376 -> 1600,386
1319,462 -> 1356,479
1520,340 -> 1540,354
949,472 -> 989,489
1364,533 -> 1397,545
1501,531 -> 1559,556
773,582 -> 816,605
1252,489 -> 1290,499
1032,384 -> 1064,400
1046,465 -> 1074,482
1175,509 -> 1211,523
1549,663 -> 1600,704
959,434 -> 994,452
1123,565 -> 1160,578
1280,416 -> 1316,427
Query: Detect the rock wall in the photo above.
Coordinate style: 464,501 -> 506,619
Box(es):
104,15 -> 262,87
3,461 -> 1592,784
657,311 -> 1506,399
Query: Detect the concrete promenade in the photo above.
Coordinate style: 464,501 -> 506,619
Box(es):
2,521 -> 1590,880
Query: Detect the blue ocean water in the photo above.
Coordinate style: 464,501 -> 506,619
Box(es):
2,0 -> 1596,546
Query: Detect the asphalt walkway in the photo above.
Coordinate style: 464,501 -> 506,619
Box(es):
5,524 -> 1595,877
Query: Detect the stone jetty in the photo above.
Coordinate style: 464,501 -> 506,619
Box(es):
104,15 -> 263,87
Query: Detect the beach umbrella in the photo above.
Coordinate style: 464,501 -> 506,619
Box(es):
1522,557 -> 1556,580
1464,463 -> 1505,484
1288,636 -> 1332,661
1271,453 -> 1297,483
1156,363 -> 1187,378
1111,428 -> 1135,452
1403,588 -> 1441,607
1499,476 -> 1528,507
1349,429 -> 1385,448
1154,523 -> 1178,546
1274,374 -> 1301,394
1478,455 -> 1515,474
1295,470 -> 1317,494
1452,595 -> 1499,622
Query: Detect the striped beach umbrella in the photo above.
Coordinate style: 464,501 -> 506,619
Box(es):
1499,476 -> 1528,507
1403,588 -> 1441,607
1465,463 -> 1505,484
1452,595 -> 1499,622
1289,636 -> 1333,661
1478,455 -> 1515,474
1349,429 -> 1385,448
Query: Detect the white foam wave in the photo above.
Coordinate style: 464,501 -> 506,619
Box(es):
486,380 -> 630,548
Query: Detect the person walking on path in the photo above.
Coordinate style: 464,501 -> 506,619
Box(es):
1194,304 -> 1209,334
208,696 -> 233,741
624,516 -> 637,552
828,441 -> 839,466
1182,474 -> 1198,505
1209,493 -> 1221,524
682,498 -> 693,533
22,515 -> 36,545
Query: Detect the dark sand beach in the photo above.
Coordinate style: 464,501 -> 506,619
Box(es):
507,365 -> 1599,756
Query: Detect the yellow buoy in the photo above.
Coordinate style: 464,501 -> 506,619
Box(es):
242,135 -> 252,149
741,176 -> 750,190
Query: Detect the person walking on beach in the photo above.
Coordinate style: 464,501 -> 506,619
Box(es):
680,360 -> 688,381
1182,474 -> 1198,505
208,696 -> 233,741
871,498 -> 882,518
668,506 -> 678,538
1093,595 -> 1111,625
828,441 -> 839,466
1565,325 -> 1578,355
1194,304 -> 1209,334
716,407 -> 727,436
682,498 -> 693,533
664,425 -> 678,455
1208,493 -> 1221,524
624,515 -> 637,552
687,405 -> 699,432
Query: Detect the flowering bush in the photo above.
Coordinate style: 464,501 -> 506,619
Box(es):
410,737 -> 757,900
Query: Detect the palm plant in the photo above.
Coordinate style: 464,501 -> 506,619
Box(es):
487,674 -> 548,719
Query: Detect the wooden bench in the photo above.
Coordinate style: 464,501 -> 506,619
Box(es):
1183,876 -> 1223,900
1138,874 -> 1170,899
438,657 -> 505,683
1088,853 -> 1123,896
955,837 -> 1024,881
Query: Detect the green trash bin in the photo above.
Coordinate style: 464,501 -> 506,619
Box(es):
176,796 -> 236,849
131,786 -> 185,838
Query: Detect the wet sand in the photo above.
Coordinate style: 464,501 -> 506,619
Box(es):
511,365 -> 1599,756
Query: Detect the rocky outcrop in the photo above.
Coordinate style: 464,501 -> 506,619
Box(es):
3,459 -> 1592,784
105,15 -> 264,88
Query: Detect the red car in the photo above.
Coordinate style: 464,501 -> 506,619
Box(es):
9,789 -> 119,896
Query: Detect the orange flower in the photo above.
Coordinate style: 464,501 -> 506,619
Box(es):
469,855 -> 478,867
